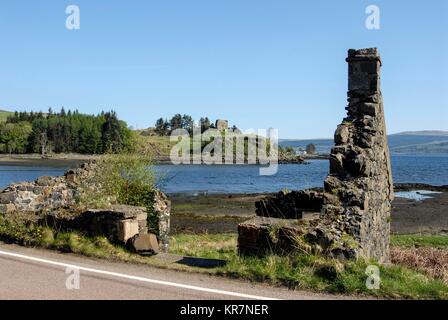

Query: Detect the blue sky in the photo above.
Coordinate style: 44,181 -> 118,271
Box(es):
0,0 -> 447,139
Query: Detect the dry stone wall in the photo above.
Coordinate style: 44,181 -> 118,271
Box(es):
320,48 -> 393,263
0,161 -> 171,252
45,204 -> 149,244
0,162 -> 94,214
238,48 -> 393,263
255,189 -> 323,219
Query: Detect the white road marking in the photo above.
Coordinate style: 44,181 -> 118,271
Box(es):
0,249 -> 279,300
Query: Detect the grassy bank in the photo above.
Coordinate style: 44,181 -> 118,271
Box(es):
1,213 -> 447,299
391,234 -> 448,248
170,233 -> 448,299
0,110 -> 12,123
139,134 -> 308,163
0,215 -> 139,262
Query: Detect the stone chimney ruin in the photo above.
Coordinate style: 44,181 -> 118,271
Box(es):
321,47 -> 394,263
238,48 -> 393,263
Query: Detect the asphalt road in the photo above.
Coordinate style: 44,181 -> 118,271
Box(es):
0,242 -> 356,300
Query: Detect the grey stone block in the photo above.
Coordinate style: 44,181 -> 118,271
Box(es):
129,233 -> 159,254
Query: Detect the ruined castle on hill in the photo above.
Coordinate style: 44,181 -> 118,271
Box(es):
215,119 -> 241,134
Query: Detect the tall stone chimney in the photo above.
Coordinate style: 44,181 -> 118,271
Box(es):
321,48 -> 394,263
237,48 -> 393,264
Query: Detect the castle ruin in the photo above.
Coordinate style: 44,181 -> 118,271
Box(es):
215,119 -> 229,131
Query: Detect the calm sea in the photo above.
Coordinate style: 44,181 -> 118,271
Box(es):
1,154 -> 447,194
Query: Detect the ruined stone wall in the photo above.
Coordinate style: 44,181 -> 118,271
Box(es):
0,161 -> 171,252
0,162 -> 95,214
46,205 -> 149,244
321,48 -> 393,263
255,189 -> 323,219
238,48 -> 393,263
153,190 -> 171,252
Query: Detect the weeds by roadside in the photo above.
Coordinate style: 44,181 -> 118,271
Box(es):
391,247 -> 448,284
0,214 -> 137,261
1,216 -> 447,299
389,234 -> 448,284
170,233 -> 448,299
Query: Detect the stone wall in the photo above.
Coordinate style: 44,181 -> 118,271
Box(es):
238,48 -> 393,263
255,189 -> 323,219
0,161 -> 171,252
320,48 -> 393,263
0,162 -> 94,214
153,190 -> 171,252
45,205 -> 148,244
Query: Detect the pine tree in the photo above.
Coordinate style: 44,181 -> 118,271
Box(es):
101,111 -> 123,152
181,114 -> 194,134
155,118 -> 166,135
169,114 -> 183,131
200,117 -> 211,133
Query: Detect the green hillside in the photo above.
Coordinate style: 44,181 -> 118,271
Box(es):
0,110 -> 12,122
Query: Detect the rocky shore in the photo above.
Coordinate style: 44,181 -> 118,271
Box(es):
393,183 -> 448,192
0,152 -> 328,166
0,154 -> 99,167
170,185 -> 448,236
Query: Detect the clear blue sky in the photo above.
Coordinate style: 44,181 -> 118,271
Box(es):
0,0 -> 447,139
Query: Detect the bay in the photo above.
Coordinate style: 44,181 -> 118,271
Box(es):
1,155 -> 447,194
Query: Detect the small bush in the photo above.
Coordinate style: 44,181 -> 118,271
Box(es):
78,152 -> 158,232
0,215 -> 45,246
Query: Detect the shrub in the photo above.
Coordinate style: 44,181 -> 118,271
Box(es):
78,152 -> 158,232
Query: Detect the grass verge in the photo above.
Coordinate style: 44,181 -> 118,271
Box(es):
0,215 -> 141,262
170,233 -> 448,299
1,214 -> 447,299
391,234 -> 448,249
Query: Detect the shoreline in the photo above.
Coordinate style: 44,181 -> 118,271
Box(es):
167,183 -> 448,197
0,153 -> 329,167
0,154 -> 99,168
170,189 -> 448,235
7,153 -> 446,168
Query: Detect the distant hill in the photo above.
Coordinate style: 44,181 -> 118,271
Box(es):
280,131 -> 448,155
388,131 -> 448,154
391,130 -> 448,136
390,140 -> 448,154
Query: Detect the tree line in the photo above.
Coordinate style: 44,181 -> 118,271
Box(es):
0,108 -> 133,155
154,114 -> 236,136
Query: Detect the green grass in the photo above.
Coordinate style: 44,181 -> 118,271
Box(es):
170,233 -> 448,299
139,133 -> 269,161
1,213 -> 447,299
391,234 -> 448,249
0,214 -> 186,272
0,214 -> 132,259
140,135 -> 176,158
0,110 -> 12,122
